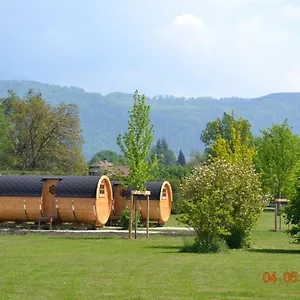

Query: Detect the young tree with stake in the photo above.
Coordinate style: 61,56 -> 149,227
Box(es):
117,90 -> 157,190
117,90 -> 157,239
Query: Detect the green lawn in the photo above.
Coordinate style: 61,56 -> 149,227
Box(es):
0,212 -> 299,300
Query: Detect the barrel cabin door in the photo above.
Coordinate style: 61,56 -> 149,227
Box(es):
159,185 -> 171,224
42,179 -> 59,218
115,185 -> 127,216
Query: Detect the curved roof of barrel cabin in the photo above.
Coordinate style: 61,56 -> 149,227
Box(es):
55,176 -> 106,198
0,175 -> 45,197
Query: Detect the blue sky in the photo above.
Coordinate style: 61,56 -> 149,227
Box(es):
0,0 -> 300,98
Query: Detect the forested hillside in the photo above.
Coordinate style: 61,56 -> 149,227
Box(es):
1,80 -> 300,159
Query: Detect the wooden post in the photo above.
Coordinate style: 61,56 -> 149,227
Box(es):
134,195 -> 137,240
279,203 -> 282,231
130,190 -> 151,240
274,201 -> 277,232
146,194 -> 150,238
129,192 -> 133,239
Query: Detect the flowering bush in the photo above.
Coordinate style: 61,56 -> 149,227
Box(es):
179,158 -> 263,251
285,176 -> 300,244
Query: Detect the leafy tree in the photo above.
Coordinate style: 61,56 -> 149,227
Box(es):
117,90 -> 157,190
187,150 -> 208,167
89,150 -> 124,165
179,158 -> 263,252
285,174 -> 300,244
0,104 -> 13,167
151,138 -> 177,166
211,116 -> 255,165
201,111 -> 253,155
177,149 -> 186,166
208,117 -> 262,248
1,89 -> 86,174
180,117 -> 263,251
255,120 -> 300,199
153,165 -> 190,181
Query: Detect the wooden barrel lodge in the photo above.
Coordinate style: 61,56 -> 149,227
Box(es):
0,175 -> 45,223
111,181 -> 172,225
54,175 -> 113,227
0,175 -> 113,227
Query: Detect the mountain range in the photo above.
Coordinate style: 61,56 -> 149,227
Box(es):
1,80 -> 300,160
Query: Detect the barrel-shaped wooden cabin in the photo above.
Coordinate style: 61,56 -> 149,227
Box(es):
111,181 -> 172,225
0,175 -> 113,227
0,175 -> 45,222
54,175 -> 112,226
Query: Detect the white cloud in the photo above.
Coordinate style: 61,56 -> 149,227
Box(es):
173,13 -> 205,30
155,13 -> 215,56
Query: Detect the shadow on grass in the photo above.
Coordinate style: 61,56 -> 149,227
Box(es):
49,235 -> 120,240
144,245 -> 182,250
248,248 -> 300,254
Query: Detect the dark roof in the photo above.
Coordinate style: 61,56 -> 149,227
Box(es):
55,176 -> 102,198
111,181 -> 164,200
0,175 -> 44,197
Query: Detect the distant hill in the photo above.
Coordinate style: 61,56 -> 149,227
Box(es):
1,80 -> 300,160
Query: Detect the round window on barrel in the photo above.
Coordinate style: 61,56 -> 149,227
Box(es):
49,185 -> 57,195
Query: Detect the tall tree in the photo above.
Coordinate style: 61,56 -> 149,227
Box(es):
151,138 -> 177,166
201,111 -> 253,155
208,116 -> 262,248
1,89 -> 86,174
255,120 -> 300,199
117,90 -> 157,190
177,149 -> 186,166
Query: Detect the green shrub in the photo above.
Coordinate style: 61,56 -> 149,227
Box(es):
120,210 -> 140,230
179,158 -> 263,251
285,178 -> 300,244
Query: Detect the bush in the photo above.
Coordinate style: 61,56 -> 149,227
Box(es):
120,210 -> 140,230
179,158 -> 263,251
285,177 -> 300,244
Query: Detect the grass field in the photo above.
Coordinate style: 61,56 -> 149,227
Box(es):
0,212 -> 299,299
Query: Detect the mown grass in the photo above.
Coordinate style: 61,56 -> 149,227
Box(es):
165,213 -> 186,227
0,212 -> 299,300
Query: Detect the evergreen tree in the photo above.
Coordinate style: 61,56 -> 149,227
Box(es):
150,138 -> 176,166
177,149 -> 186,166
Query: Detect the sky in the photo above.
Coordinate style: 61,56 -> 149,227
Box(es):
0,0 -> 300,98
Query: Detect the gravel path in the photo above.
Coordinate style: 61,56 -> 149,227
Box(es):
0,227 -> 194,237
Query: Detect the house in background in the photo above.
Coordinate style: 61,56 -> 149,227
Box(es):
88,160 -> 130,178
